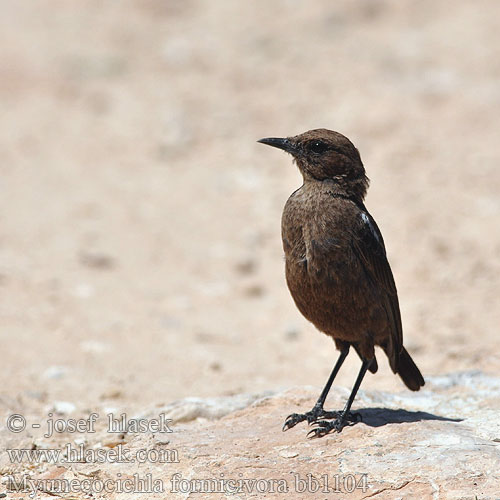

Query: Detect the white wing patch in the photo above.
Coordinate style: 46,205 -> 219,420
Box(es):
361,212 -> 381,244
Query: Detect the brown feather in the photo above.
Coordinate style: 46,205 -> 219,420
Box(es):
265,129 -> 424,391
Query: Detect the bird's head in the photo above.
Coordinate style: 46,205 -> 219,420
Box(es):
258,129 -> 368,200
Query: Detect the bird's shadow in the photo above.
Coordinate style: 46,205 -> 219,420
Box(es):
355,407 -> 462,427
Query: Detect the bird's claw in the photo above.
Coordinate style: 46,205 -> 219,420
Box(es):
283,408 -> 328,431
283,408 -> 346,432
282,413 -> 308,431
307,418 -> 345,438
283,406 -> 362,433
306,412 -> 362,438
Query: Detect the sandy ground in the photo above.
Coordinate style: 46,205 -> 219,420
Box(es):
1,1 -> 500,495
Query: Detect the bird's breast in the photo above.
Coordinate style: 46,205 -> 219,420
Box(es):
281,190 -> 376,336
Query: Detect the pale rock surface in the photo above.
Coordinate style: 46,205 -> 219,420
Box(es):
2,372 -> 499,499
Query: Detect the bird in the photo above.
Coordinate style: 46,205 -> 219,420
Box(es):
258,129 -> 424,438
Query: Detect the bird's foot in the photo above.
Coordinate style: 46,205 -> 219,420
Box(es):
282,405 -> 344,432
306,411 -> 362,438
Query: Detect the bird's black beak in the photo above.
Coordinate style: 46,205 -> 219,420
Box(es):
257,137 -> 296,154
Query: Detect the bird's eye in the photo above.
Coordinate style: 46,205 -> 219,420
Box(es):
309,141 -> 328,154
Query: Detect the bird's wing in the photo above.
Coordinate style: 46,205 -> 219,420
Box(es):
350,206 -> 403,369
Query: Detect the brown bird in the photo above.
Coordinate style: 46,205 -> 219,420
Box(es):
258,129 -> 424,437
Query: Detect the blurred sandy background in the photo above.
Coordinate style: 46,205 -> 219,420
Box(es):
1,0 -> 499,419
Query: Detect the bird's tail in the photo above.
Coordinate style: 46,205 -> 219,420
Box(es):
397,347 -> 425,391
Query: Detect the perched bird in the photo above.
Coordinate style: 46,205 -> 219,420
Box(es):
258,129 -> 424,437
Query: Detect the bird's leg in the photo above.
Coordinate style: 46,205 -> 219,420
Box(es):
308,358 -> 373,438
283,348 -> 349,431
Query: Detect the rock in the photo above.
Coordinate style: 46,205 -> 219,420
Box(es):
284,325 -> 301,341
150,391 -> 276,423
242,283 -> 265,297
278,448 -> 299,458
72,283 -> 94,299
78,250 -> 115,270
234,258 -> 256,275
42,366 -> 67,380
51,401 -> 76,415
128,372 -> 500,499
80,341 -> 108,354
4,374 -> 499,499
